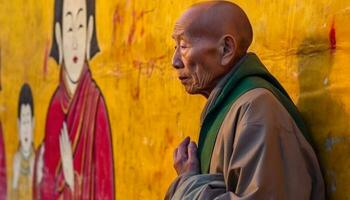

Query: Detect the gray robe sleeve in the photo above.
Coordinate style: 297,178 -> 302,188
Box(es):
165,89 -> 325,200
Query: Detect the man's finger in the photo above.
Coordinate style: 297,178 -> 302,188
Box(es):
173,148 -> 178,161
178,137 -> 190,158
188,141 -> 198,161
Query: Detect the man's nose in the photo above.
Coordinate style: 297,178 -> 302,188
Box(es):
172,49 -> 184,69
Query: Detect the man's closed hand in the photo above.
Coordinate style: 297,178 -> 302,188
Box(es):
173,137 -> 200,175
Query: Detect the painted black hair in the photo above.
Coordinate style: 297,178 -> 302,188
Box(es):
18,83 -> 34,118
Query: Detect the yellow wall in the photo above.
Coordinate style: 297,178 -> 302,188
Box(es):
0,0 -> 350,199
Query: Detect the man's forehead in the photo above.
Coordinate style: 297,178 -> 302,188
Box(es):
172,22 -> 186,40
172,11 -> 198,40
172,5 -> 213,41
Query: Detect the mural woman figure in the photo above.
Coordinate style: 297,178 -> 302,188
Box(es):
34,0 -> 115,199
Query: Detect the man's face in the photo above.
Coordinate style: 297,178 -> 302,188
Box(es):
62,0 -> 87,82
19,104 -> 33,154
172,18 -> 222,96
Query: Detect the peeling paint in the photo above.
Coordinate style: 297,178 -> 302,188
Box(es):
329,18 -> 336,50
42,40 -> 49,80
324,136 -> 344,151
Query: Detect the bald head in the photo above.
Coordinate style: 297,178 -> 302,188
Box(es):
172,1 -> 253,97
174,1 -> 253,57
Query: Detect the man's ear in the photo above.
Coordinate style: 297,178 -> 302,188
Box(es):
219,35 -> 237,66
86,16 -> 94,60
55,22 -> 63,65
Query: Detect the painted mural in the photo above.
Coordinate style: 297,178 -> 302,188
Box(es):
0,0 -> 350,199
33,0 -> 115,199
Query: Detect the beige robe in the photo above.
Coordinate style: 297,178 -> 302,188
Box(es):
12,150 -> 35,200
166,88 -> 325,200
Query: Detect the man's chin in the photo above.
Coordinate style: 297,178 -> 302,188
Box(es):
184,87 -> 200,95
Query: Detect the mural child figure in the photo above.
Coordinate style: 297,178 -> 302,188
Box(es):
34,0 -> 115,199
12,83 -> 35,199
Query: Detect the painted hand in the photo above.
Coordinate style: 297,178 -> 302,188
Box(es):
36,144 -> 45,185
59,122 -> 74,191
173,137 -> 200,176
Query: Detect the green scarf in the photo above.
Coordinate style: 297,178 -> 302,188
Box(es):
198,53 -> 313,173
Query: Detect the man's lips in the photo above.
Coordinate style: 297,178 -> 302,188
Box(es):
178,76 -> 190,84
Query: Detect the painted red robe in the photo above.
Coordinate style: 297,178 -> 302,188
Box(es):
0,122 -> 7,200
34,64 -> 114,199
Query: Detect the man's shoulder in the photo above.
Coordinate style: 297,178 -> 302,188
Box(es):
234,88 -> 279,109
221,88 -> 279,126
228,88 -> 292,126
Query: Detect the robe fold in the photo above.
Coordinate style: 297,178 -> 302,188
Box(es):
165,53 -> 325,200
34,63 -> 115,199
0,122 -> 6,200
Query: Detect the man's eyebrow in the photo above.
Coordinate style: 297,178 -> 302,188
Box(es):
77,8 -> 84,16
172,31 -> 185,40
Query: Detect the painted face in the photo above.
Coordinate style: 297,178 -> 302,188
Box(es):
19,104 -> 33,155
62,0 -> 87,82
172,25 -> 221,96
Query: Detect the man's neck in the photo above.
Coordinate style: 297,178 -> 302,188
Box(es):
202,68 -> 235,99
203,54 -> 248,99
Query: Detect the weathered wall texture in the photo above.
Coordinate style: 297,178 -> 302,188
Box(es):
0,0 -> 350,199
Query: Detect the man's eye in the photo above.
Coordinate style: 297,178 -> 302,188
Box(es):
180,45 -> 187,49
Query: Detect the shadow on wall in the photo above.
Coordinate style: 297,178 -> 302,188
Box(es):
296,36 -> 350,199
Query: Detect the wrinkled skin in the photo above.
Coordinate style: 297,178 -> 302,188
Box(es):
171,1 -> 253,175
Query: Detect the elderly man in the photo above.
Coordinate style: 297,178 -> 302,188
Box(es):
165,1 -> 325,200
